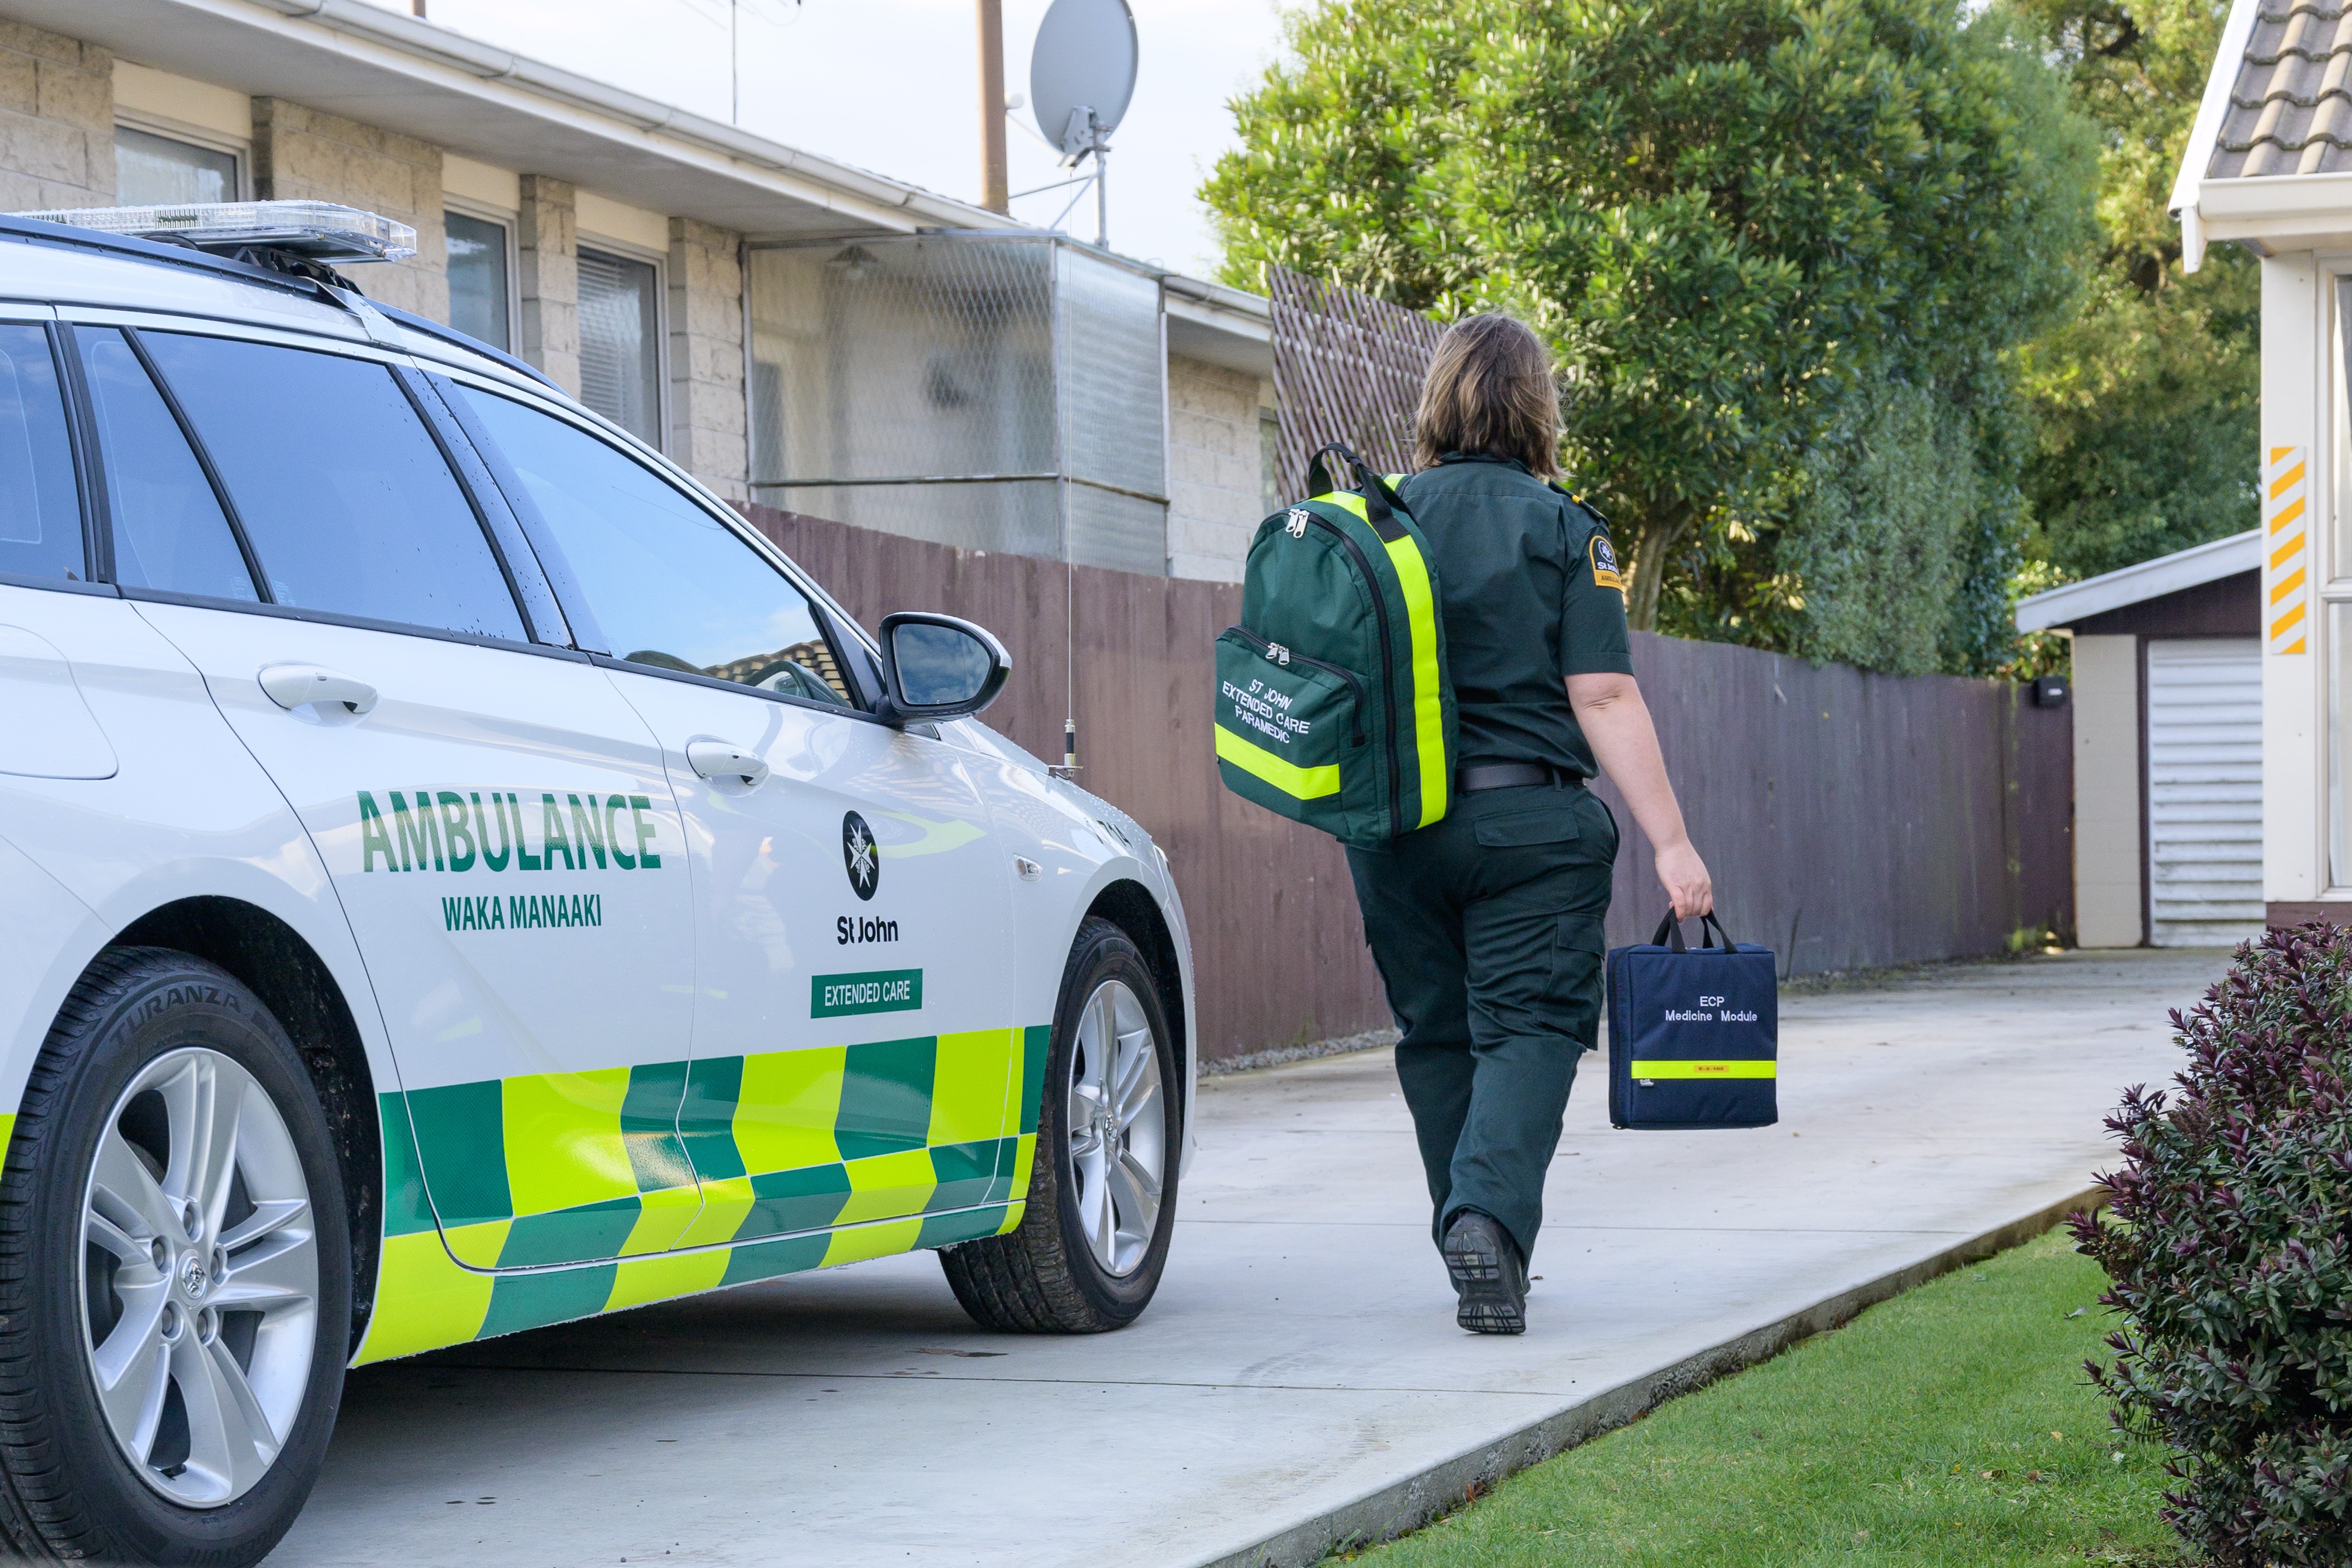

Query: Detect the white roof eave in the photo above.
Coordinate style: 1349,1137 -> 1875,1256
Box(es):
2173,0 -> 2264,219
2015,529 -> 2261,632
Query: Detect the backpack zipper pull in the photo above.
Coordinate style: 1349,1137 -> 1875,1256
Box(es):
1267,642 -> 1291,666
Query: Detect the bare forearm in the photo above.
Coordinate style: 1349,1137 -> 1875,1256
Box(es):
1567,673 -> 1712,916
1576,687 -> 1688,849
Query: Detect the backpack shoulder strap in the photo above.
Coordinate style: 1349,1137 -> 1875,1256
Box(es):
1306,442 -> 1407,538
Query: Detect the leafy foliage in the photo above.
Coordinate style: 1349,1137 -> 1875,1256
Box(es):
2006,0 -> 2261,581
1766,375 -> 1979,676
2072,926 -> 2352,1564
1205,0 -> 2096,669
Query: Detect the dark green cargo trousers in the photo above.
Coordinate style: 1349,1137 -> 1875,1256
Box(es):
1346,780 -> 1617,1264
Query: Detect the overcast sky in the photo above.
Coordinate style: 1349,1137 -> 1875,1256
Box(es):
377,0 -> 1293,277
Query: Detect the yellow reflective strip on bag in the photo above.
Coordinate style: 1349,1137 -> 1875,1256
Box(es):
1316,490 -> 1367,520
1216,725 -> 1341,799
1381,532 -> 1447,828
1631,1060 -> 1777,1080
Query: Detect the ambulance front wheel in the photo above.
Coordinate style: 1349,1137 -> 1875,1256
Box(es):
939,918 -> 1179,1332
0,947 -> 350,1567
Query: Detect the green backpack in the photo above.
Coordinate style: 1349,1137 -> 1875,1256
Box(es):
1215,443 -> 1456,844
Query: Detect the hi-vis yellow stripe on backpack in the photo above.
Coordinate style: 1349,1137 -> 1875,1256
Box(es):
1215,443 -> 1456,844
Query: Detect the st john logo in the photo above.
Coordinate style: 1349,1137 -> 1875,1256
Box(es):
1588,531 -> 1624,593
842,811 -> 880,901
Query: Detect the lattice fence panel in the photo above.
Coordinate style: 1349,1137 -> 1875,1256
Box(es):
1270,267 -> 1447,497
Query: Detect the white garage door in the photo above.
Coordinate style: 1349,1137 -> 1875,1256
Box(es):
2146,638 -> 2263,947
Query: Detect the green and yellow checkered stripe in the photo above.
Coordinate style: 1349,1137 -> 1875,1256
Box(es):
355,1023 -> 1052,1365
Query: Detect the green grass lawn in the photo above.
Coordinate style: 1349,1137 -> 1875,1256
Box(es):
1334,1227 -> 2180,1566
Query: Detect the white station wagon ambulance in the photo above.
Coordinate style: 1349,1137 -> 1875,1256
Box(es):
0,202 -> 1192,1566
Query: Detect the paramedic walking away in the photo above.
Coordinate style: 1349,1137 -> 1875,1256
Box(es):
1348,314 -> 1712,1335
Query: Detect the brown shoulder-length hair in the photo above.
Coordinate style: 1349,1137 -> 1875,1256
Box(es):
1412,314 -> 1561,477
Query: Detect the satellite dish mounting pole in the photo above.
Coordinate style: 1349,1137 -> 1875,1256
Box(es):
976,0 -> 1009,213
1091,110 -> 1109,248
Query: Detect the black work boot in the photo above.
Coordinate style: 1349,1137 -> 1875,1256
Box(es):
1441,1209 -> 1527,1334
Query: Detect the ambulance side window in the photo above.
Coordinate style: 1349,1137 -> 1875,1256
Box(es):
0,326 -> 89,588
449,383 -> 856,708
75,328 -> 257,601
139,331 -> 526,642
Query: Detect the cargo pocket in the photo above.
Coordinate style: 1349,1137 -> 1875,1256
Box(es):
1547,912 -> 1607,1051
1471,805 -> 1580,847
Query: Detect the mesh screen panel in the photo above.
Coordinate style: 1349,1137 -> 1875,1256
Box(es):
748,235 -> 1167,573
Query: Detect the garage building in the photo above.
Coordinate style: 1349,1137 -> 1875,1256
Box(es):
2018,532 -> 2261,949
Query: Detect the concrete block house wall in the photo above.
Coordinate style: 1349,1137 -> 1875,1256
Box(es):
666,216 -> 749,504
253,99 -> 447,321
1166,356 -> 1272,582
0,22 -> 111,211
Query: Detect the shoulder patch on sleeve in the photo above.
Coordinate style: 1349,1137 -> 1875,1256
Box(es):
1587,530 -> 1624,593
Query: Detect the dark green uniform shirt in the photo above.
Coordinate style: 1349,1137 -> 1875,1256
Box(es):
1395,452 -> 1632,778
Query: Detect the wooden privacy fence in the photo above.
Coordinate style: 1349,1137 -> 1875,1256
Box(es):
743,502 -> 2073,1062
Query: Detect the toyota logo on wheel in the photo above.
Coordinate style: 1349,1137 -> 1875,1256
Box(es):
842,811 -> 880,901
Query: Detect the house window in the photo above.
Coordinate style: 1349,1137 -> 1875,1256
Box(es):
577,246 -> 661,449
445,211 -> 511,351
113,127 -> 238,206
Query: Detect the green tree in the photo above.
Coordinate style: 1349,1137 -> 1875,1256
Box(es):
1206,0 -> 2096,665
2011,1 -> 2259,581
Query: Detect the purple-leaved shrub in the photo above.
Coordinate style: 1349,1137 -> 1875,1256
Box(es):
2072,924 -> 2352,1564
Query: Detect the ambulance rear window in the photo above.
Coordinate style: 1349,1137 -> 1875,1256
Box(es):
0,326 -> 87,586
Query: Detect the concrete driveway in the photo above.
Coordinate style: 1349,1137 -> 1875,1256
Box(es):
267,949 -> 2225,1567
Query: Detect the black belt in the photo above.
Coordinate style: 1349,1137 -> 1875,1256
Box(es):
1456,761 -> 1578,793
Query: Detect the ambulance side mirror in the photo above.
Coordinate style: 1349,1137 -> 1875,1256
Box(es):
876,612 -> 1011,725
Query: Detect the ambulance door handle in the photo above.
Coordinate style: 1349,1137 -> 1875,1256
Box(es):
686,738 -> 769,788
258,663 -> 378,718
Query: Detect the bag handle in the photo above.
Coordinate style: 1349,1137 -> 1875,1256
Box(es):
1305,442 -> 1405,530
1648,911 -> 1737,952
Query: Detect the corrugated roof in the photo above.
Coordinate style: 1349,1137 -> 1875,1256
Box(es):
2212,2 -> 2352,176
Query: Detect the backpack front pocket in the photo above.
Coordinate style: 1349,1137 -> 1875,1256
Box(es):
1214,626 -> 1373,838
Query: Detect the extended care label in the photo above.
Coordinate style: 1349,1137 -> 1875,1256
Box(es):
811,968 -> 922,1019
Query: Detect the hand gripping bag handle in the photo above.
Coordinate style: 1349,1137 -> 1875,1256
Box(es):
1648,911 -> 1736,953
1304,442 -> 1406,528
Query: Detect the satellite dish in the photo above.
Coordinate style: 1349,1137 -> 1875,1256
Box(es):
1030,0 -> 1138,161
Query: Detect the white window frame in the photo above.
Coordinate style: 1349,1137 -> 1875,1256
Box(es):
110,112 -> 250,202
575,233 -> 669,456
441,196 -> 521,355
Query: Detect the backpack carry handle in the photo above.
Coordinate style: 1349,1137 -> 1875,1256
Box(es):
1305,442 -> 1405,528
1649,911 -> 1735,952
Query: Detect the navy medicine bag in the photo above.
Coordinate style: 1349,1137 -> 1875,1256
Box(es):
1606,912 -> 1778,1130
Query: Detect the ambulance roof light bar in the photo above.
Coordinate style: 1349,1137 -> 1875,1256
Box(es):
6,200 -> 417,264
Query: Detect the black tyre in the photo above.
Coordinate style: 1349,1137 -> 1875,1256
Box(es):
940,917 -> 1180,1332
0,947 -> 350,1566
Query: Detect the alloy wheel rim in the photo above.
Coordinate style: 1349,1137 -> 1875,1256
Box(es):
78,1047 -> 319,1507
1064,978 -> 1165,1278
